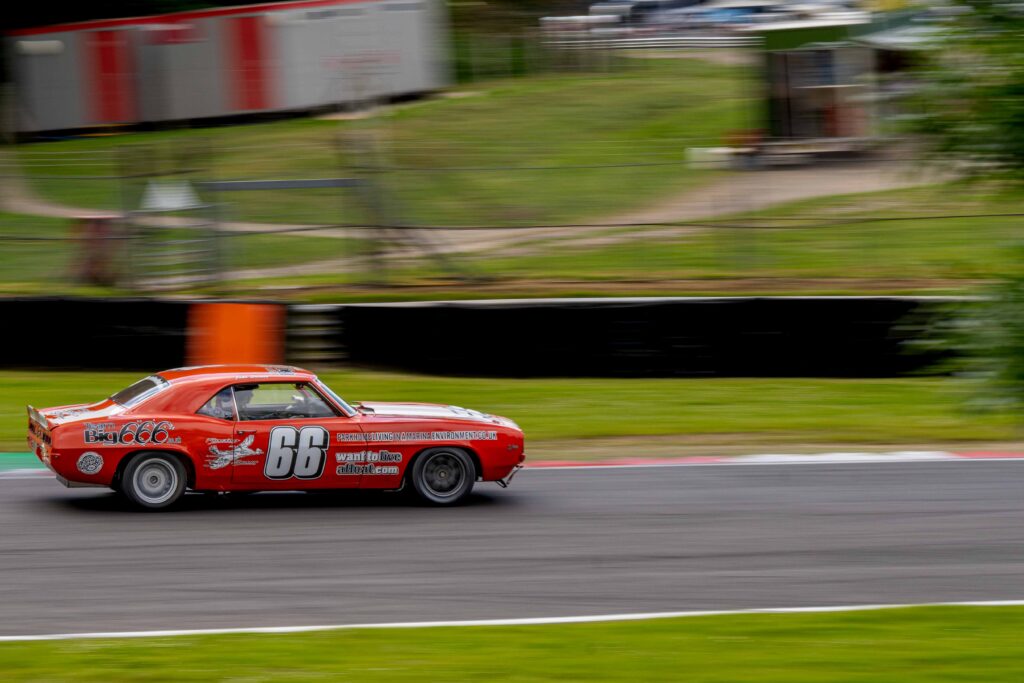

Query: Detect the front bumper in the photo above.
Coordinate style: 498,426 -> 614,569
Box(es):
496,464 -> 523,489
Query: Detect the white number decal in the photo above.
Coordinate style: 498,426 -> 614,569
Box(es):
294,427 -> 328,478
264,426 -> 328,480
265,428 -> 297,478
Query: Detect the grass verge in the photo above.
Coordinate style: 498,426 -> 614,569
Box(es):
0,210 -> 362,293
471,182 -> 1024,284
0,213 -> 80,291
0,370 -> 1015,453
1,606 -> 1023,681
227,180 -> 1024,298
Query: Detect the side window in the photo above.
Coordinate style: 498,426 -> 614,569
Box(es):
234,383 -> 339,421
197,387 -> 237,421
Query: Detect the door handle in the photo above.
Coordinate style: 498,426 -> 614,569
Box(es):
236,429 -> 256,435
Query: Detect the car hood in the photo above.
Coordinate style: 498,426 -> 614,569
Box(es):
356,402 -> 519,429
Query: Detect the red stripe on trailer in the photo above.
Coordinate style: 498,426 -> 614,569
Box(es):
86,30 -> 135,123
9,0 -> 375,37
228,16 -> 271,112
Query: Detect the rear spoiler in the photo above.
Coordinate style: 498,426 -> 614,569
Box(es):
27,406 -> 49,430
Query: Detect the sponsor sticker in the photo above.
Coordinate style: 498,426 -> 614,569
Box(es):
335,450 -> 403,463
336,463 -> 400,476
76,452 -> 104,475
336,431 -> 497,443
83,421 -> 179,446
334,450 -> 402,476
204,436 -> 263,470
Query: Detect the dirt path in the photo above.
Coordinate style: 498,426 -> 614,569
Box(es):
2,149 -> 946,282
611,157 -> 942,225
405,155 -> 946,261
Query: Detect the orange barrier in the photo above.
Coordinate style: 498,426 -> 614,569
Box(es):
187,303 -> 285,366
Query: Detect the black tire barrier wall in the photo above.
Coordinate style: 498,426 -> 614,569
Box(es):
340,297 -> 953,377
1,296 -> 954,376
2,298 -> 191,370
1,298 -> 285,371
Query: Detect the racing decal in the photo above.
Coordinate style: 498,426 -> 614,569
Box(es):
83,421 -> 179,446
337,433 -> 365,442
264,426 -> 328,480
53,408 -> 87,420
76,451 -> 104,475
335,449 -> 402,463
335,449 -> 402,476
336,463 -> 400,475
336,431 -> 497,443
204,436 -> 263,470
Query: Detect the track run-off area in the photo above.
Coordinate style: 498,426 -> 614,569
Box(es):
1,457 -> 1024,639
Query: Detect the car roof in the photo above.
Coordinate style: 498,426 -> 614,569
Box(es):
157,365 -> 316,384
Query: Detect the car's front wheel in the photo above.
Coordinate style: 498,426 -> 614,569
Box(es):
122,452 -> 187,510
410,448 -> 475,505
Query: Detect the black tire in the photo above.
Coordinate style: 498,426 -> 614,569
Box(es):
410,448 -> 475,505
121,452 -> 187,510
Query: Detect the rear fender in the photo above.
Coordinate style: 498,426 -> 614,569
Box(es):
115,447 -> 196,490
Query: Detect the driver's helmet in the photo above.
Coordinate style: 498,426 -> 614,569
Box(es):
211,388 -> 235,418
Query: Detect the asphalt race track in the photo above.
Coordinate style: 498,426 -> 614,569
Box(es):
2,461 -> 1024,636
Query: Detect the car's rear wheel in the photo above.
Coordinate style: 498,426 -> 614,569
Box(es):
410,448 -> 474,505
122,452 -> 186,510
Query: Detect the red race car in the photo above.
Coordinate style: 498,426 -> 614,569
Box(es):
27,365 -> 525,509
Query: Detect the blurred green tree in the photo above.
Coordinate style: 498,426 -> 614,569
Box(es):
909,3 -> 1024,412
949,252 -> 1024,413
912,0 -> 1024,178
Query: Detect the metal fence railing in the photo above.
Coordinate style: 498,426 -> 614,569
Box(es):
0,135 -> 999,298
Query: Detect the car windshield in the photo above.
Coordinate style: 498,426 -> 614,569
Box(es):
315,380 -> 357,416
110,375 -> 170,408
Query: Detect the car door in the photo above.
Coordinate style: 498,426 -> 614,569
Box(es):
230,382 -> 364,489
193,386 -> 246,487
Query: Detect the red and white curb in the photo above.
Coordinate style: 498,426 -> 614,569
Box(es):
4,450 -> 1024,480
528,450 -> 1024,470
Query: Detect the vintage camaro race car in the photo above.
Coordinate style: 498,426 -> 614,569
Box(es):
27,365 -> 525,509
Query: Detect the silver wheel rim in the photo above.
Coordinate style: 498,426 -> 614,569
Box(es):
421,453 -> 466,499
133,459 -> 177,505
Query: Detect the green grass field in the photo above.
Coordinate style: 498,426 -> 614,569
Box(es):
8,59 -> 1024,299
0,210 -> 363,294
12,59 -> 751,228
8,180 -> 1023,297
1,370 -> 1015,454
470,183 -> 1024,283
225,181 -> 1024,298
0,213 -> 80,292
1,606 -> 1022,681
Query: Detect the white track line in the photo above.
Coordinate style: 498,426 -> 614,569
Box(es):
528,456 -> 1024,471
0,469 -> 52,479
4,452 -> 1024,482
2,600 -> 1023,642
